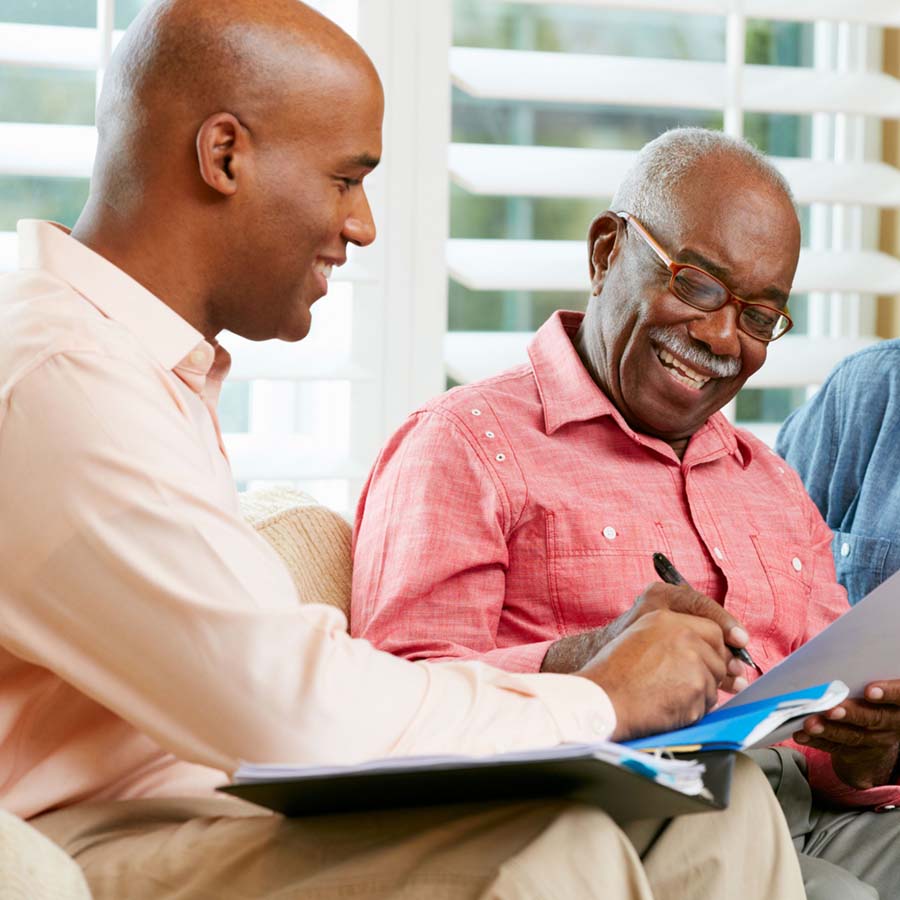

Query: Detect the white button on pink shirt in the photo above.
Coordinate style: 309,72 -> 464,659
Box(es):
0,221 -> 615,819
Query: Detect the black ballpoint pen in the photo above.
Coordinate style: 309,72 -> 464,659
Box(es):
652,551 -> 764,676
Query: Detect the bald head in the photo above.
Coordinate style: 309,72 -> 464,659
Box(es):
95,0 -> 378,207
75,0 -> 383,344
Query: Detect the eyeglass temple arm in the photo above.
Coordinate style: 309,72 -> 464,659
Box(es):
614,211 -> 674,269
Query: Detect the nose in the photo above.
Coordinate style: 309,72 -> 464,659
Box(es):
687,300 -> 742,360
342,189 -> 376,247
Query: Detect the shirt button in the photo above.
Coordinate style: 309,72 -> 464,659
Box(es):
471,408 -> 482,416
778,467 -> 785,475
602,526 -> 617,541
841,542 -> 851,557
485,431 -> 495,439
495,453 -> 506,462
714,547 -> 724,560
792,557 -> 803,572
189,349 -> 206,366
883,805 -> 897,811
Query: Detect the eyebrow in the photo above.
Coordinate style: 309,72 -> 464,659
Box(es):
341,153 -> 381,171
678,247 -> 790,309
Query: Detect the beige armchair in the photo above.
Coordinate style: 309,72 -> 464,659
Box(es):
1,487 -> 353,899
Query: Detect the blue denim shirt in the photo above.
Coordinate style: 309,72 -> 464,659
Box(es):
776,340 -> 900,606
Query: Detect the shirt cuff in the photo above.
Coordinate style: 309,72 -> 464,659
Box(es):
499,670 -> 618,743
802,743 -> 900,811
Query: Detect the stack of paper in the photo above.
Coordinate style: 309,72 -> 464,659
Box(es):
235,740 -> 707,796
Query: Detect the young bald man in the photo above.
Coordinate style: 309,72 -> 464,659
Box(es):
0,3 -> 804,898
353,129 -> 900,899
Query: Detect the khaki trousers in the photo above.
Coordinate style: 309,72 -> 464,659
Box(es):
32,754 -> 804,900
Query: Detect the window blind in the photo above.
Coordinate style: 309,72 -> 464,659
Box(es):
445,1 -> 899,443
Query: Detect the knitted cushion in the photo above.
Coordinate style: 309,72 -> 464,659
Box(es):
239,486 -> 352,619
0,809 -> 91,900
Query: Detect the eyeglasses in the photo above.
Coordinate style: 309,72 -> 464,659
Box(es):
615,211 -> 793,343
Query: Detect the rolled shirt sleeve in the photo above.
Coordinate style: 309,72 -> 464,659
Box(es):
352,407 -> 554,673
0,351 -> 616,779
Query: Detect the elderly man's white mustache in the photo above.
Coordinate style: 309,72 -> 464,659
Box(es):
648,325 -> 742,379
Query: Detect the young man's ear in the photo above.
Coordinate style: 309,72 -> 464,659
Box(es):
587,211 -> 624,297
196,113 -> 246,196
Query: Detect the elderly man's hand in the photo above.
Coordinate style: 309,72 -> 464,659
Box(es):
542,582 -> 751,694
575,607 -> 734,741
793,681 -> 900,790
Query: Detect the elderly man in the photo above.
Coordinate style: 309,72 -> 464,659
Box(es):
777,341 -> 900,607
0,3 -> 806,899
353,128 -> 900,898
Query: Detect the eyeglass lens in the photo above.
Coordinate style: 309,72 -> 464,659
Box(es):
672,268 -> 788,341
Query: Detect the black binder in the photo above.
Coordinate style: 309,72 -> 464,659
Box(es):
220,750 -> 734,824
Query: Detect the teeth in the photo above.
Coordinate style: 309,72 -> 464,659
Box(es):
314,260 -> 333,279
656,348 -> 710,389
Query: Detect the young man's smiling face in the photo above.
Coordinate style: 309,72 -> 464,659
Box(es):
578,156 -> 800,455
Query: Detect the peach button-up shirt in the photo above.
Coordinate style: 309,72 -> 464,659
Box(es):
0,221 -> 615,819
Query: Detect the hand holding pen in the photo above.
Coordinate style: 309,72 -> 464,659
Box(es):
653,551 -> 764,679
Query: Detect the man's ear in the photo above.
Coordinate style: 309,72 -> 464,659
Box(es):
196,113 -> 246,197
587,211 -> 624,297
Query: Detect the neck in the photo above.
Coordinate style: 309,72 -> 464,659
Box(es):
71,197 -> 217,340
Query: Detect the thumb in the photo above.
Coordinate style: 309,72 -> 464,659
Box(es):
668,585 -> 749,648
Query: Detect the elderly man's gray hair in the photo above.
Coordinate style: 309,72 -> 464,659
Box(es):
611,128 -> 793,232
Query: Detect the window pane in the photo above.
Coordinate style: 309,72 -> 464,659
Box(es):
0,66 -> 95,125
3,1 -> 94,27
454,0 -> 725,62
745,20 -> 814,67
0,176 -> 89,230
115,0 -> 154,30
735,388 -> 808,423
218,381 -> 251,434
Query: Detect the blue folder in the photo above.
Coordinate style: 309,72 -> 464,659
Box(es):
624,681 -> 848,752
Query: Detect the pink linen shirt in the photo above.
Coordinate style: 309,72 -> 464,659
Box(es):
0,222 -> 615,820
353,310 -> 899,809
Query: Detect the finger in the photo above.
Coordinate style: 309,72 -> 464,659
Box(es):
692,634 -> 728,687
823,701 -> 900,731
672,612 -> 729,657
864,680 -> 900,705
792,732 -> 851,755
799,719 -> 898,749
666,585 -> 749,649
720,673 -> 749,695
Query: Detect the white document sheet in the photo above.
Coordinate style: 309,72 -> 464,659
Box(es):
723,566 -> 900,711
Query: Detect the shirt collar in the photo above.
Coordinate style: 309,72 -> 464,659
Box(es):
527,310 -> 753,469
17,220 -> 210,375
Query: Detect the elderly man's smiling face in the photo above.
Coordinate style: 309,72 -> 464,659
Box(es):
577,155 -> 801,456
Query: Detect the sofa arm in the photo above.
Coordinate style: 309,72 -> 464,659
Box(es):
0,809 -> 91,899
240,486 -> 352,620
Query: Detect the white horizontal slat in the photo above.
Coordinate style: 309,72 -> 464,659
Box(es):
0,123 -> 96,178
448,239 -> 900,295
449,143 -> 900,208
445,330 -> 877,388
508,0 -> 900,27
450,48 -> 900,118
0,232 -> 372,285
223,434 -> 367,481
0,23 -> 125,69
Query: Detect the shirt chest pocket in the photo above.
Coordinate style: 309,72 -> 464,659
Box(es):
742,531 -> 814,655
833,531 -> 897,607
546,511 -> 670,635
